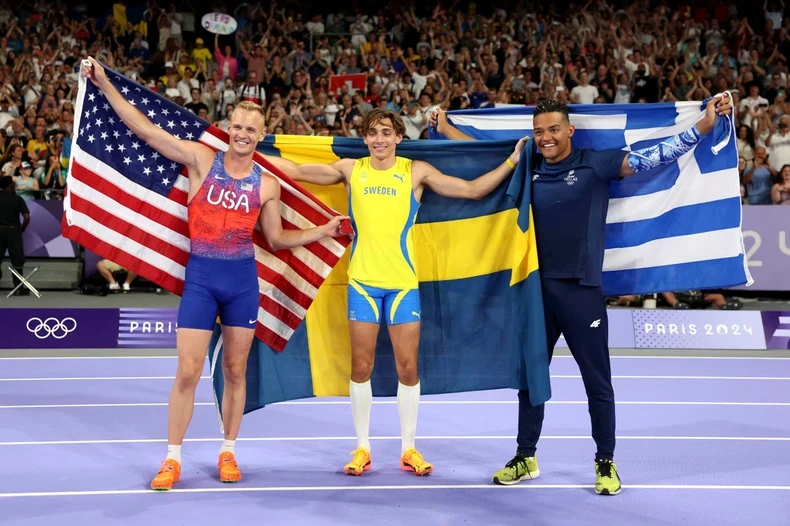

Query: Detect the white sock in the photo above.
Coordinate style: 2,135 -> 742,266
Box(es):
219,439 -> 235,455
349,379 -> 372,451
397,381 -> 420,453
166,444 -> 182,463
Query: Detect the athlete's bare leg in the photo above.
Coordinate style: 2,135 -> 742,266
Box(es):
388,321 -> 420,387
220,325 -> 257,441
350,320 -> 380,383
204,325 -> 257,483
150,327 -> 213,489
167,328 -> 214,446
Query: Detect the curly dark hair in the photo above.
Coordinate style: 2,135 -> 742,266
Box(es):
534,99 -> 570,123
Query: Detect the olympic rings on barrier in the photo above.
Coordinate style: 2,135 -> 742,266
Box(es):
26,317 -> 78,340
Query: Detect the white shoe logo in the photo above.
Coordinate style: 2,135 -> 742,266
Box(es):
249,319 -> 257,324
590,319 -> 601,328
412,311 -> 421,319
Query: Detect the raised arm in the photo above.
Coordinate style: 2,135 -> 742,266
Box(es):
415,136 -> 528,200
619,92 -> 733,178
82,57 -> 212,177
429,107 -> 475,140
289,157 -> 355,186
258,175 -> 348,251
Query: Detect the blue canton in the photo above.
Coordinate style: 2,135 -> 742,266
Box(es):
75,71 -> 212,197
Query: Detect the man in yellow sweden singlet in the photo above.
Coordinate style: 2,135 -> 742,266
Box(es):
346,155 -> 421,326
287,109 -> 528,477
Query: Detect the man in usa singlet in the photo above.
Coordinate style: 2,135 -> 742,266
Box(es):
84,58 -> 349,492
177,150 -> 263,335
288,108 -> 527,478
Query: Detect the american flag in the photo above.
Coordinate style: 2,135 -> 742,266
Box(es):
61,64 -> 351,351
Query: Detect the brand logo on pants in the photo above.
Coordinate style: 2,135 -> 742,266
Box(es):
26,317 -> 77,339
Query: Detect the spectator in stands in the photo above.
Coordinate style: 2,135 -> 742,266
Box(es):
6,120 -> 29,148
96,259 -> 138,292
570,71 -> 599,105
214,33 -> 238,81
402,101 -> 427,139
743,146 -> 778,204
0,98 -> 16,130
740,84 -> 771,130
39,153 -> 66,200
13,161 -> 38,200
26,124 -> 48,161
772,164 -> 790,204
177,66 -> 199,100
191,38 -> 212,72
0,0 -> 784,212
164,76 -> 180,99
218,77 -> 239,118
1,144 -> 23,176
237,69 -> 265,106
765,115 -> 790,168
737,124 -> 757,165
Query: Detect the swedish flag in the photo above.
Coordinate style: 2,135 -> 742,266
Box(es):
207,135 -> 551,422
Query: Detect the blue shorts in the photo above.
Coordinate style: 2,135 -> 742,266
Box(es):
347,279 -> 420,325
177,254 -> 259,331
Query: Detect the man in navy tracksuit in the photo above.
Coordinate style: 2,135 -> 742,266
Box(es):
430,92 -> 733,495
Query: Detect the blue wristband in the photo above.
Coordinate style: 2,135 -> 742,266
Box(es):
628,124 -> 703,173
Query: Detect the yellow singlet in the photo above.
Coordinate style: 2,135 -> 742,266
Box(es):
347,156 -> 420,290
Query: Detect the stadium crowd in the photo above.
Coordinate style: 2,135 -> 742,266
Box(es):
0,0 -> 788,205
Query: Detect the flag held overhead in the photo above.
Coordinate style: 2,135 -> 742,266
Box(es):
61,62 -> 351,352
431,98 -> 751,296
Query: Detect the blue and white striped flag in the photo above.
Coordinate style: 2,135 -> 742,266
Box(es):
430,98 -> 753,295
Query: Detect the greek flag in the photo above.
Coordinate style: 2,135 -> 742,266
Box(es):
430,98 -> 753,295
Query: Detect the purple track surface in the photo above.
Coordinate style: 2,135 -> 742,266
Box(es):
1,355 -> 788,525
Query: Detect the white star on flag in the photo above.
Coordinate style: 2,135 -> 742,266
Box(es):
61,61 -> 351,353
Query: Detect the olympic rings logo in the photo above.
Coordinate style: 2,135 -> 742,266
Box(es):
26,317 -> 78,340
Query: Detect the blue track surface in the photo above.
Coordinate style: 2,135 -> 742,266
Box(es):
1,355 -> 788,525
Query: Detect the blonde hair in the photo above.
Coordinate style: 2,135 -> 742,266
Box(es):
233,100 -> 266,119
230,100 -> 267,128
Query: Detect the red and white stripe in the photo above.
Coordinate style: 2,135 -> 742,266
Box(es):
62,75 -> 349,352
